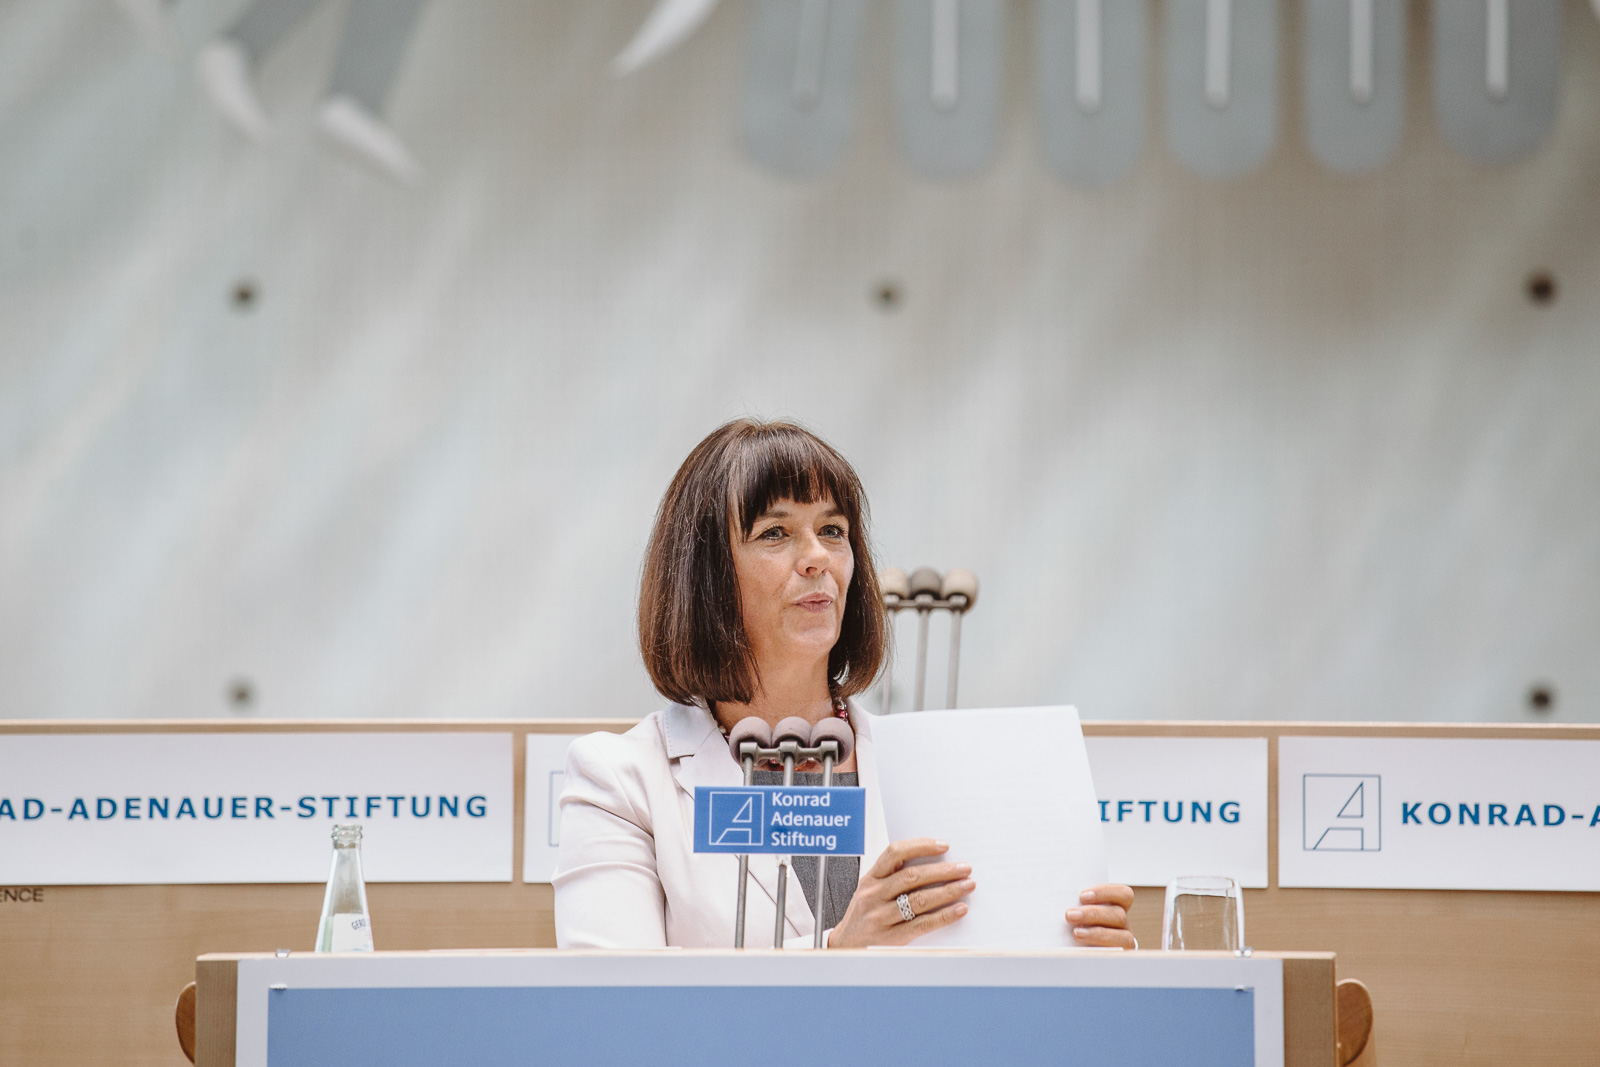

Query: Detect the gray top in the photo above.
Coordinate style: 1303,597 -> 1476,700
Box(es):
750,769 -> 861,932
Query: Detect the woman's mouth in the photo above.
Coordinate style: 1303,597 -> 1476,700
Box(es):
795,593 -> 834,611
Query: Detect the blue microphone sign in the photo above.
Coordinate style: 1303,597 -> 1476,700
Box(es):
694,786 -> 866,856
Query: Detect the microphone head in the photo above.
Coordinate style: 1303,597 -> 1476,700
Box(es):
879,567 -> 910,599
807,717 -> 855,765
772,716 -> 812,747
726,717 -> 773,761
940,567 -> 979,607
907,566 -> 943,597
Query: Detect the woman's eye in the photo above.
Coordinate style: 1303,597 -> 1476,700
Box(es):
821,524 -> 847,539
758,526 -> 785,540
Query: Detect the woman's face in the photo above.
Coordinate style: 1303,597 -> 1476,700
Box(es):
731,495 -> 854,670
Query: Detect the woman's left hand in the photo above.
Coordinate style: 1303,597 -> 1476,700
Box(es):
1066,884 -> 1136,948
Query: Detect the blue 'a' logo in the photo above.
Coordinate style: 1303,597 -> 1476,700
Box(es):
709,789 -> 764,847
1303,774 -> 1381,852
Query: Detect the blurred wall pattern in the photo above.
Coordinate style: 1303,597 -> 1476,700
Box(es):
1,0 -> 1597,722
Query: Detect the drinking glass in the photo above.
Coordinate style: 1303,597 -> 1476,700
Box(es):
1161,875 -> 1243,951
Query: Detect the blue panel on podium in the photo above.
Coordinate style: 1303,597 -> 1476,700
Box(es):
268,984 -> 1254,1066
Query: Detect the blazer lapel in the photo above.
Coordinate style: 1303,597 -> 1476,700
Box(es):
664,702 -> 734,792
666,703 -> 816,942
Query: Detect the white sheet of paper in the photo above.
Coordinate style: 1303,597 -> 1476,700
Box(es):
868,705 -> 1108,949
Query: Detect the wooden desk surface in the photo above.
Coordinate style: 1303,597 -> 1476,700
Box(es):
3,718 -> 1597,1066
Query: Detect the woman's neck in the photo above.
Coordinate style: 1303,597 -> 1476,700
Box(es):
713,655 -> 835,729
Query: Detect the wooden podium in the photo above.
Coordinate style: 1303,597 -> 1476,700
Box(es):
192,948 -> 1337,1066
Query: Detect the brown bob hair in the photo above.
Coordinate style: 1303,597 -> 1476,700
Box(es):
639,419 -> 886,707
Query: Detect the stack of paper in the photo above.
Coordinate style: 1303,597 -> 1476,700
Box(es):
869,706 -> 1108,949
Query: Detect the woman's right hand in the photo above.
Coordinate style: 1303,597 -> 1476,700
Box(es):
825,838 -> 976,948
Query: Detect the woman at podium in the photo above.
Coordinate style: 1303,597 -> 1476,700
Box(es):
553,419 -> 1134,949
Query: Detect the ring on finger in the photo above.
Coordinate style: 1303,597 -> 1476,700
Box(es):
896,892 -> 916,922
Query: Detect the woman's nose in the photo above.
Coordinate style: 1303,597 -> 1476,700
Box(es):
796,530 -> 829,572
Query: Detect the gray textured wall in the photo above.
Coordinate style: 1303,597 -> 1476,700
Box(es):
1,1 -> 1596,723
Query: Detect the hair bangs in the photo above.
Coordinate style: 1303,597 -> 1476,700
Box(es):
733,427 -> 860,536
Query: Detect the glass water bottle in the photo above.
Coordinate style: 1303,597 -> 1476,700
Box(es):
315,824 -> 374,952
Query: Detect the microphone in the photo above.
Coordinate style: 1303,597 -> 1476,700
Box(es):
727,718 -> 773,767
725,717 -> 772,949
720,714 -> 854,949
807,718 -> 854,766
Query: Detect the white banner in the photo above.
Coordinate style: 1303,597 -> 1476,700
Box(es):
1279,737 -> 1600,890
521,733 -> 588,883
0,733 -> 513,884
1085,736 -> 1269,888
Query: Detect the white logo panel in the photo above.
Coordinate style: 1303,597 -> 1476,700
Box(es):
1085,736 -> 1268,888
521,733 -> 589,883
0,733 -> 513,884
1279,737 -> 1600,890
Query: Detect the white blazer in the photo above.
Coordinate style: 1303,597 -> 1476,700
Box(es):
553,700 -> 889,948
